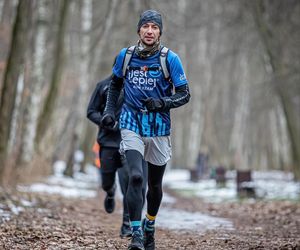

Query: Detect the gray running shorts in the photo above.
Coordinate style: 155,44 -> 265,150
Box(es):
120,129 -> 172,166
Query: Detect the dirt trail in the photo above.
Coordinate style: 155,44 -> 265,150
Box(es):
0,189 -> 299,250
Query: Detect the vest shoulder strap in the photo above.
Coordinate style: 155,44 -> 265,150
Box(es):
159,46 -> 170,79
122,45 -> 135,77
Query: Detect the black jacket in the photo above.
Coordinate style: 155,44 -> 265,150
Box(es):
87,75 -> 123,148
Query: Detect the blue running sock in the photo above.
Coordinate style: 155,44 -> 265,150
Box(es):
144,215 -> 155,232
130,221 -> 142,233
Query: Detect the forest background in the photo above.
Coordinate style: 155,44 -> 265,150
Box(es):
0,0 -> 299,184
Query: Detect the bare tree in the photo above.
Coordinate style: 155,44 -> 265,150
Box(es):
81,0 -> 118,170
249,0 -> 300,179
0,0 -> 31,180
17,0 -> 50,164
0,0 -> 17,25
35,0 -> 71,147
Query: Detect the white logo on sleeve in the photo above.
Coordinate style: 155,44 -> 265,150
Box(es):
179,73 -> 186,81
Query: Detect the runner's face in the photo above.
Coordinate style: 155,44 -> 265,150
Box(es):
139,22 -> 160,47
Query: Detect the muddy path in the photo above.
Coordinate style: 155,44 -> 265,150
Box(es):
0,188 -> 299,250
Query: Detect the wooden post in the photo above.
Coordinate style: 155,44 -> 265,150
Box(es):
190,169 -> 199,182
236,170 -> 256,198
215,166 -> 226,187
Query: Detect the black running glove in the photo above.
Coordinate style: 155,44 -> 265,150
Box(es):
105,121 -> 119,132
142,97 -> 164,112
101,112 -> 116,130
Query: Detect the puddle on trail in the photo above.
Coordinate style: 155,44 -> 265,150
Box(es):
156,207 -> 234,233
118,185 -> 234,233
145,192 -> 234,233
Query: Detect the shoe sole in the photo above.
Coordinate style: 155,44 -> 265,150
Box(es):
120,233 -> 132,238
128,243 -> 145,250
128,247 -> 145,250
144,246 -> 155,250
104,197 -> 115,213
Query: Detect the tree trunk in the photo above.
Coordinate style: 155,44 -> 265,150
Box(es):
0,0 -> 31,181
0,0 -> 16,25
35,0 -> 71,147
78,0 -> 92,173
229,55 -> 250,170
250,0 -> 300,179
18,0 -> 49,164
81,0 -> 118,170
63,132 -> 78,177
89,0 -> 118,77
80,123 -> 96,172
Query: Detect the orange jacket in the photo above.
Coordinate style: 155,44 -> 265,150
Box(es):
92,142 -> 101,168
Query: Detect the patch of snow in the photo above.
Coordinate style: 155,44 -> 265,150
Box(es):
255,179 -> 300,200
46,175 -> 96,189
74,150 -> 84,163
162,192 -> 176,204
52,161 -> 66,177
157,207 -> 234,232
0,208 -> 11,222
19,199 -> 34,207
18,183 -> 97,198
164,169 -> 300,202
18,163 -> 99,199
7,200 -> 23,215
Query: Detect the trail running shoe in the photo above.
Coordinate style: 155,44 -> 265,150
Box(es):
128,231 -> 144,250
142,219 -> 155,250
104,194 -> 115,213
120,221 -> 132,238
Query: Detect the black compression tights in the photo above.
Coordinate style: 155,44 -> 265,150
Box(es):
146,162 -> 166,217
125,150 -> 144,221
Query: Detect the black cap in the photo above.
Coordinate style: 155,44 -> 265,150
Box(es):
137,10 -> 163,35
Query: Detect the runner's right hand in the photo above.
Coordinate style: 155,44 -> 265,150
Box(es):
105,121 -> 119,132
101,113 -> 116,129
